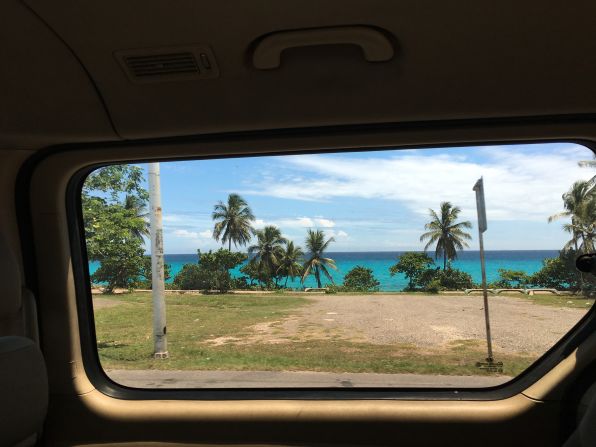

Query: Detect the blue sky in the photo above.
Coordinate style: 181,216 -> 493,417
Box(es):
131,143 -> 593,253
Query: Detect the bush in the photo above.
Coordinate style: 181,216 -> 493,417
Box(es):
389,252 -> 435,290
419,267 -> 475,291
528,251 -> 591,293
172,249 -> 246,293
138,257 -> 171,289
489,269 -> 529,289
342,266 -> 380,292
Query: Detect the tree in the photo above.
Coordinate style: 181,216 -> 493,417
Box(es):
276,241 -> 304,288
248,225 -> 286,287
83,165 -> 148,203
124,194 -> 149,241
529,254 -> 580,291
139,256 -> 171,289
418,267 -> 475,292
240,259 -> 268,287
86,203 -> 146,293
490,269 -> 529,288
172,249 -> 246,293
83,165 -> 149,293
343,266 -> 380,292
389,252 -> 435,290
302,229 -> 337,288
420,202 -> 472,270
549,180 -> 596,254
212,193 -> 255,250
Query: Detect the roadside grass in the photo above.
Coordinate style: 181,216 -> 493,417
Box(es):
315,290 -> 593,309
495,293 -> 594,309
94,292 -> 535,377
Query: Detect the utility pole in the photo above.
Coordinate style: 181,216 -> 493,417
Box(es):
148,163 -> 168,358
473,177 -> 501,372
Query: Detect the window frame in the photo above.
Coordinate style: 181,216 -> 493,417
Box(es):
26,125 -> 595,401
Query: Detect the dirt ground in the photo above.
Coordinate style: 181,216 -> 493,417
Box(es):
205,294 -> 589,355
94,293 -> 590,355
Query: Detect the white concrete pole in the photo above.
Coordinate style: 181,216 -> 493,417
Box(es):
148,163 -> 168,358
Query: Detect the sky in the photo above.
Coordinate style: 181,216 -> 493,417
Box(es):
125,142 -> 593,253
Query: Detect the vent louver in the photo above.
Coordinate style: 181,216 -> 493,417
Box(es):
125,53 -> 199,77
116,45 -> 219,83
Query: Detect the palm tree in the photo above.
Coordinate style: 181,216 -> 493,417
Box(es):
302,229 -> 337,288
248,225 -> 286,285
420,202 -> 472,270
212,193 -> 255,250
123,194 -> 149,241
549,180 -> 596,254
277,241 -> 304,288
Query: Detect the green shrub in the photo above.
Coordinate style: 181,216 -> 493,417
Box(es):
426,279 -> 441,294
172,249 -> 246,293
529,253 -> 579,291
418,267 -> 475,291
389,252 -> 435,290
489,269 -> 530,289
138,257 -> 171,289
342,266 -> 380,292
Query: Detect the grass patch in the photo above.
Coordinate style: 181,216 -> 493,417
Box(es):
94,292 -> 535,376
497,293 -> 594,309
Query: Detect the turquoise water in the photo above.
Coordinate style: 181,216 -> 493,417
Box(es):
89,250 -> 558,291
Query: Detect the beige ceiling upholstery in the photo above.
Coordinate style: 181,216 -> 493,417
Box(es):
3,0 -> 596,148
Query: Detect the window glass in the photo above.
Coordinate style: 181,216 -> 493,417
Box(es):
83,143 -> 595,388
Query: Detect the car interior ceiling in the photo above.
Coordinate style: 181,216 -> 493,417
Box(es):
1,0 -> 596,446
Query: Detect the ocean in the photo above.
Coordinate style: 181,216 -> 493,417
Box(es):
89,250 -> 558,291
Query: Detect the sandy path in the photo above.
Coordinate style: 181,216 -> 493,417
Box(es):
267,294 -> 590,355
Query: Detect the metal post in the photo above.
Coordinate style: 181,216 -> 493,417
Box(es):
148,163 -> 168,358
477,227 -> 493,361
473,178 -> 501,371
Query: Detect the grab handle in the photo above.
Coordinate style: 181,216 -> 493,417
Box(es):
252,26 -> 394,70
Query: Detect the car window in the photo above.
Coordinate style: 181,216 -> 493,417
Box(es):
81,143 -> 595,389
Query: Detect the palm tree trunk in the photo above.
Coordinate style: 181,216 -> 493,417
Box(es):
315,266 -> 321,288
285,276 -> 289,288
443,251 -> 447,270
228,239 -> 231,251
573,234 -> 585,291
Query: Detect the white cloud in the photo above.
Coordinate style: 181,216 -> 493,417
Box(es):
315,217 -> 336,228
242,145 -> 593,222
253,216 -> 337,229
173,229 -> 199,239
173,228 -> 212,239
327,229 -> 349,239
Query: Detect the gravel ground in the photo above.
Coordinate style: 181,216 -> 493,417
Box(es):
273,294 -> 590,355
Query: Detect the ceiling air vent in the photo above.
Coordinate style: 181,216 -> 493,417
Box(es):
115,45 -> 219,83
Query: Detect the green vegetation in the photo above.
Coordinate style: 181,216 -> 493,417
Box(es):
420,202 -> 473,270
212,193 -> 255,250
389,252 -> 473,292
302,229 -> 337,288
340,266 -> 380,292
172,249 -> 246,293
420,267 -> 475,293
276,241 -> 305,288
138,256 -> 171,289
488,269 -> 529,288
248,225 -> 286,287
95,292 -> 533,376
389,252 -> 435,290
83,165 -> 149,293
